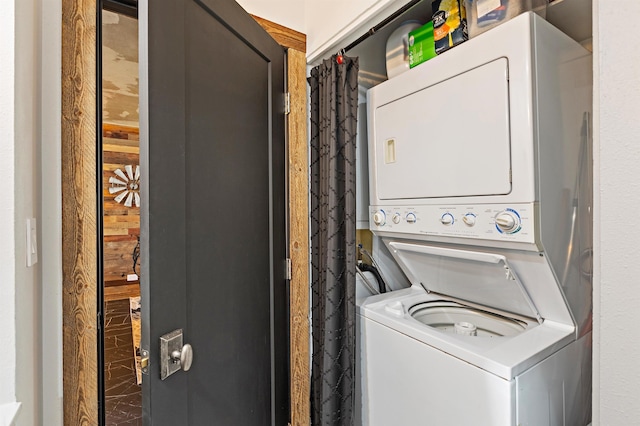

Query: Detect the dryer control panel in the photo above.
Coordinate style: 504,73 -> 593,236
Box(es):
370,203 -> 537,245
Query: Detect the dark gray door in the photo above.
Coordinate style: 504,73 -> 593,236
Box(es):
139,0 -> 288,424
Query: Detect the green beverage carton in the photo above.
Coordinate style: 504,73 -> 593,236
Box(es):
408,21 -> 437,68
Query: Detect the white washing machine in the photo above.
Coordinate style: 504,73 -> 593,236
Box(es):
360,12 -> 592,426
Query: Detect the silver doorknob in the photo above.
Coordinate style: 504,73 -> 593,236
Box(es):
171,343 -> 193,372
160,329 -> 193,380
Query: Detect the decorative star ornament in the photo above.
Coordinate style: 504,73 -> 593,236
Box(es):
109,165 -> 140,208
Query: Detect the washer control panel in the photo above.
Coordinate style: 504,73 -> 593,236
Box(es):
369,204 -> 536,244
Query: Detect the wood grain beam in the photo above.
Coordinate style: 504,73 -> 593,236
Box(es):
287,48 -> 310,426
254,15 -> 310,425
252,14 -> 306,52
62,0 -> 99,424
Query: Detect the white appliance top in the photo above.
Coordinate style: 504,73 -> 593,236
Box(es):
359,286 -> 575,379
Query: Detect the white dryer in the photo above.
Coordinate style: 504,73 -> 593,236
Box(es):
360,12 -> 592,426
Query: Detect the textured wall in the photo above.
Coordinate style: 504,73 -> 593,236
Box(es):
593,0 -> 640,424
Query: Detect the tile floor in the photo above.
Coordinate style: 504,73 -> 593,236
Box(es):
104,299 -> 142,425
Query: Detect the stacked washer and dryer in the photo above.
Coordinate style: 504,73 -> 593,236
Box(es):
359,12 -> 592,426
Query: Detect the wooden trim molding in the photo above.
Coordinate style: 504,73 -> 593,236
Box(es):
61,0 -> 99,424
287,48 -> 310,426
255,14 -> 310,426
252,14 -> 306,52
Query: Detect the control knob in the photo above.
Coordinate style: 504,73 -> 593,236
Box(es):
462,214 -> 476,226
440,213 -> 454,225
405,212 -> 417,224
373,210 -> 386,226
495,210 -> 521,234
392,213 -> 401,224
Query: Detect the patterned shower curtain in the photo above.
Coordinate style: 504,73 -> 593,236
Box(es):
309,55 -> 359,426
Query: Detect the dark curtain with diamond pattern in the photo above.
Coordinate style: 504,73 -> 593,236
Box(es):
309,55 -> 359,426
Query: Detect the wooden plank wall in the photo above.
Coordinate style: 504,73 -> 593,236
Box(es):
102,125 -> 141,288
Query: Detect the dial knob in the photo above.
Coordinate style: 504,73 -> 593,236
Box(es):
406,213 -> 417,224
462,214 -> 476,226
373,210 -> 386,226
495,210 -> 520,233
392,213 -> 401,224
440,213 -> 454,225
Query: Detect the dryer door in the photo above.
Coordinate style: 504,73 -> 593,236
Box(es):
373,57 -> 512,200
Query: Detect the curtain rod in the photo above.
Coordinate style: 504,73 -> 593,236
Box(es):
341,0 -> 422,54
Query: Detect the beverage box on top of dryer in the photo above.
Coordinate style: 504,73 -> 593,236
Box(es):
408,21 -> 437,68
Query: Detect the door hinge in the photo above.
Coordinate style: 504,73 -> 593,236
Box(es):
285,92 -> 291,115
285,258 -> 292,280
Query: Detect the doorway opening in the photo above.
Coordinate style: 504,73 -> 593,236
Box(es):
100,2 -> 142,424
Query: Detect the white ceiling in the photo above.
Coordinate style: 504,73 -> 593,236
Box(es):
102,10 -> 139,128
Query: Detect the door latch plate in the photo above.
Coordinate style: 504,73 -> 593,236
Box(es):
141,349 -> 149,375
160,329 -> 183,380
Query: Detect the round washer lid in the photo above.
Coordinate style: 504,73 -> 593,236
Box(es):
385,240 -> 543,323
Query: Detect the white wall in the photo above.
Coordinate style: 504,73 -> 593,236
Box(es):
236,0 -> 306,33
40,0 -> 63,423
306,0 -> 383,59
0,0 -> 44,425
305,0 -> 416,62
0,0 -> 18,418
14,0 -> 43,424
592,0 -> 640,424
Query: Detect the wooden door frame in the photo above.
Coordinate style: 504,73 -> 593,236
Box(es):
61,2 -> 310,424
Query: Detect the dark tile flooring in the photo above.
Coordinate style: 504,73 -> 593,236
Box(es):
104,299 -> 142,425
